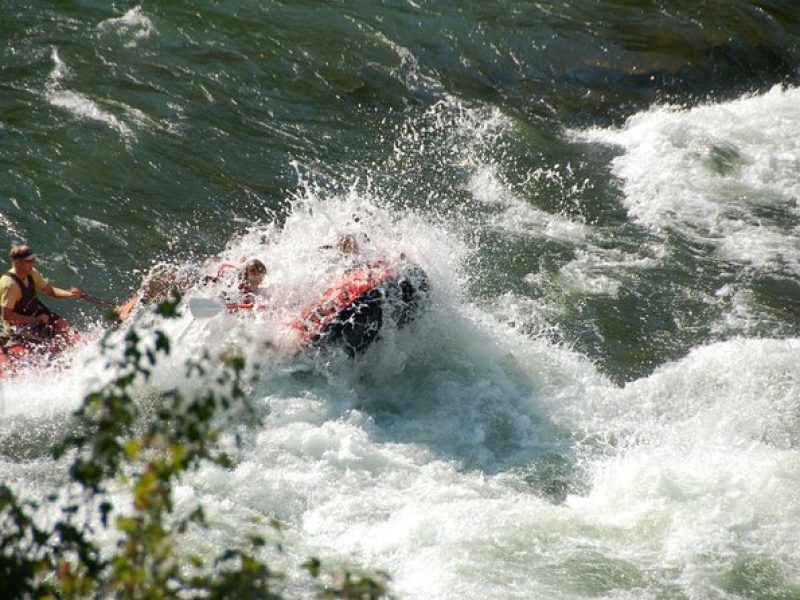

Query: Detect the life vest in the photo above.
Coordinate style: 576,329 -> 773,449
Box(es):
1,272 -> 60,340
3,272 -> 40,316
0,272 -> 42,375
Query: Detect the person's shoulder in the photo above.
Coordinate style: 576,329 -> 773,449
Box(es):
0,267 -> 18,283
30,269 -> 47,288
0,273 -> 16,304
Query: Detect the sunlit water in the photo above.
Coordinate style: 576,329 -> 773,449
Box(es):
2,2 -> 799,598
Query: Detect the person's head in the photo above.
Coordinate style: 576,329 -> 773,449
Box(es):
242,259 -> 267,289
336,233 -> 359,256
141,263 -> 179,303
10,244 -> 37,273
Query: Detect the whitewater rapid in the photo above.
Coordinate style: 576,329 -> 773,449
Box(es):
2,85 -> 799,599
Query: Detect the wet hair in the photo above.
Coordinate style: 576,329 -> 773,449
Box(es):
9,244 -> 35,261
141,263 -> 180,303
336,234 -> 359,255
243,258 -> 266,276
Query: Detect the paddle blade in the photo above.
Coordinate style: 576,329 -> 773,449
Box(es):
188,297 -> 225,319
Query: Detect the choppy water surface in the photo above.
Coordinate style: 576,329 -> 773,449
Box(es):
2,2 -> 799,598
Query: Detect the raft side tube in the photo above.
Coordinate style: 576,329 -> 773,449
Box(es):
310,263 -> 430,356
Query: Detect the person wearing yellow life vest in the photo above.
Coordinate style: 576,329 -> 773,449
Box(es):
0,244 -> 82,342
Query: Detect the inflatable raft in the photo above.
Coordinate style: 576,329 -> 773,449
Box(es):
291,261 -> 429,356
0,333 -> 79,378
0,343 -> 26,378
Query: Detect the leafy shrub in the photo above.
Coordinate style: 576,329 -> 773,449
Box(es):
0,295 -> 390,599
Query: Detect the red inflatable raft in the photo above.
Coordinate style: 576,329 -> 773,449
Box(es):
0,333 -> 80,378
291,261 -> 429,355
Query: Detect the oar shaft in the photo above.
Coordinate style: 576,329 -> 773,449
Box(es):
81,293 -> 116,309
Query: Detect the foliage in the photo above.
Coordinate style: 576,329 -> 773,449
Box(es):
0,294 -> 390,599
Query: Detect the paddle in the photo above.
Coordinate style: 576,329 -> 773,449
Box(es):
80,292 -> 130,323
80,292 -> 116,310
188,297 -> 226,319
188,297 -> 263,319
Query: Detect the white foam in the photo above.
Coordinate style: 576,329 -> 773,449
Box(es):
168,314 -> 800,598
45,48 -> 134,140
3,190 -> 798,598
97,6 -> 155,48
0,210 -> 17,237
0,331 -> 106,421
575,85 -> 800,275
560,337 -> 800,597
74,215 -> 112,233
469,164 -> 588,243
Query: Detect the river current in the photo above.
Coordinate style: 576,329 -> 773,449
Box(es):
2,2 -> 799,598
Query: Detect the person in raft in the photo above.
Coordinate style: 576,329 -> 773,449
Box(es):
321,232 -> 362,256
114,262 -> 185,321
115,258 -> 268,320
324,232 -> 395,272
0,244 -> 82,343
238,258 -> 268,304
214,258 -> 268,310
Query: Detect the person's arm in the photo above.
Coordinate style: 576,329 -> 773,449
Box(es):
1,304 -> 50,326
225,302 -> 255,312
114,294 -> 139,321
42,283 -> 82,300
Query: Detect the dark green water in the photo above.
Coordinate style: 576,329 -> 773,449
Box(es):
3,0 -> 799,380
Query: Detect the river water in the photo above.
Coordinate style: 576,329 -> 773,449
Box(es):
1,2 -> 799,598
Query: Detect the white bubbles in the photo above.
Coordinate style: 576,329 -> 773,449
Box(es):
558,337 -> 800,598
97,6 -> 155,48
575,85 -> 800,276
469,163 -> 588,243
45,48 -> 134,140
3,151 -> 799,597
44,44 -> 164,143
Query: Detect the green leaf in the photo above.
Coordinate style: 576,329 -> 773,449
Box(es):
304,557 -> 321,578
